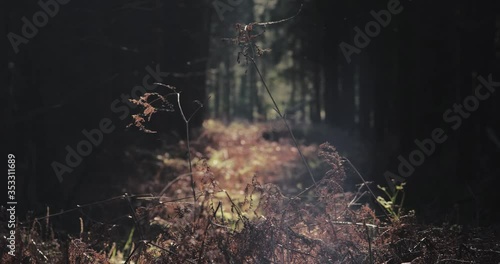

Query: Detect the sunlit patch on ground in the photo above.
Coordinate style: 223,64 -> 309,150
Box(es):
200,119 -> 317,190
143,119 -> 320,223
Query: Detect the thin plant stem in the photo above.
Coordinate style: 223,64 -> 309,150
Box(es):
246,55 -> 316,184
124,193 -> 144,241
153,83 -> 202,210
176,93 -> 197,206
364,221 -> 374,264
343,158 -> 391,221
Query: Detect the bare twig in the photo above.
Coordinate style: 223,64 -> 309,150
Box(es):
153,83 -> 205,221
251,4 -> 303,27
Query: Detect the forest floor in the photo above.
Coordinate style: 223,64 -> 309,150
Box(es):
2,119 -> 500,263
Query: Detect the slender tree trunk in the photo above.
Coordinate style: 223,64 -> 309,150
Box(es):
214,68 -> 221,119
255,60 -> 266,120
223,58 -> 231,123
239,73 -> 250,119
339,61 -> 355,129
249,65 -> 263,121
310,61 -> 322,123
299,64 -> 307,122
359,54 -> 373,139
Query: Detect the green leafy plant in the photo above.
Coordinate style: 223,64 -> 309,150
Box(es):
376,182 -> 406,221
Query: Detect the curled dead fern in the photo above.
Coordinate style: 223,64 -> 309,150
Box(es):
127,92 -> 174,133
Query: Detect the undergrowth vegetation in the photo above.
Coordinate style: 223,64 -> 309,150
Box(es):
2,119 -> 500,263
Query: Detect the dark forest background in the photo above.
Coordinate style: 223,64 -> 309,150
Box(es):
4,0 -> 500,228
